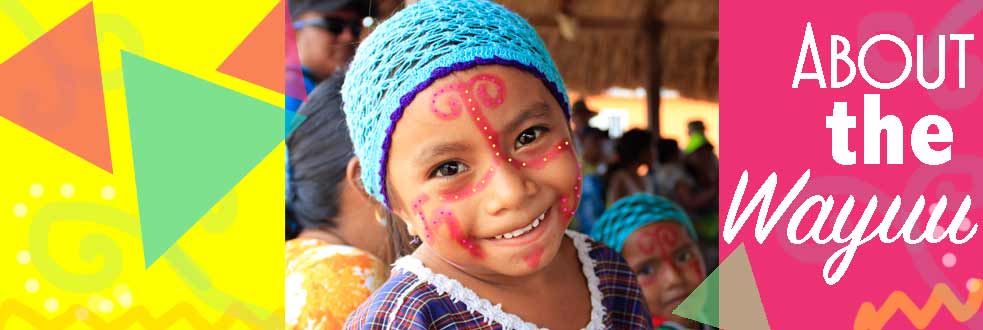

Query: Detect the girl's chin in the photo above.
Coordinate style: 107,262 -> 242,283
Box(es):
508,223 -> 568,274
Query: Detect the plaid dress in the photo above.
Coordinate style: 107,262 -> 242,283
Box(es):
345,231 -> 652,329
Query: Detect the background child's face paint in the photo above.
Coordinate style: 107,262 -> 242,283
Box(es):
386,65 -> 580,276
621,222 -> 707,324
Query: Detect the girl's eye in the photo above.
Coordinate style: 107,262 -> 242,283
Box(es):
637,263 -> 656,276
675,249 -> 692,263
430,161 -> 468,178
515,126 -> 548,149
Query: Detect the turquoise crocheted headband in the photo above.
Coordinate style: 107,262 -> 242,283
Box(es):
591,193 -> 697,254
342,0 -> 570,208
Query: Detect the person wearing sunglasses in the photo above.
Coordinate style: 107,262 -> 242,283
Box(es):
289,0 -> 371,86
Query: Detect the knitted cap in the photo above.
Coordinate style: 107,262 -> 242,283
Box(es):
342,0 -> 570,207
591,193 -> 697,253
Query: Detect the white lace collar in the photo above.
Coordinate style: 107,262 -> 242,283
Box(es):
392,230 -> 607,330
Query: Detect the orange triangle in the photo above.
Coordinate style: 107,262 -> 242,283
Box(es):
218,1 -> 286,94
0,3 -> 112,173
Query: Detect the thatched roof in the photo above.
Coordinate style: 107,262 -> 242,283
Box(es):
494,0 -> 718,101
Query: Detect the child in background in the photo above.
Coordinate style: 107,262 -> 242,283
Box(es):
341,1 -> 652,329
591,194 -> 709,330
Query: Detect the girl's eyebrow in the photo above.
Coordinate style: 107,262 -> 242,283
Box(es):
502,101 -> 550,135
415,141 -> 470,164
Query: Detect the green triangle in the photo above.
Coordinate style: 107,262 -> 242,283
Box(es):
674,244 -> 770,329
673,257 -> 720,326
122,51 -> 283,268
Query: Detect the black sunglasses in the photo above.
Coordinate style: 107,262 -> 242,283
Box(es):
293,16 -> 363,36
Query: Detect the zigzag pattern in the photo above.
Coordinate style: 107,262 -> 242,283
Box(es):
0,300 -> 282,329
854,280 -> 982,329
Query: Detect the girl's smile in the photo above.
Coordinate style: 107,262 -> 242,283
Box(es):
488,206 -> 547,241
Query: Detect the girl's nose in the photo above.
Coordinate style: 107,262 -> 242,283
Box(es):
659,262 -> 685,287
484,165 -> 538,216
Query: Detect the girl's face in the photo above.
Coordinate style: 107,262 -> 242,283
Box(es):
621,222 -> 706,325
386,66 -> 581,276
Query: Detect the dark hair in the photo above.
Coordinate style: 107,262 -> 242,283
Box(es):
380,184 -> 418,260
288,0 -> 376,20
602,129 -> 654,197
582,126 -> 607,141
287,70 -> 352,231
687,120 -> 705,130
572,99 -> 589,114
614,129 -> 653,166
657,138 -> 681,164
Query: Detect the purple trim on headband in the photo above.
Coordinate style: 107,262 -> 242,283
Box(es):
378,56 -> 570,208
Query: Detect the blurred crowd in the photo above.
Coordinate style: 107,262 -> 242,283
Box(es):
568,101 -> 720,270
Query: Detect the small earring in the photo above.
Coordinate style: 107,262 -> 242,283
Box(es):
374,210 -> 387,225
410,235 -> 422,246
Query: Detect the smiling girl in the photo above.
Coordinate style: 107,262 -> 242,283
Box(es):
340,1 -> 652,329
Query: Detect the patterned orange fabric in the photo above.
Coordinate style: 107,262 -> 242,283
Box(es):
286,238 -> 388,330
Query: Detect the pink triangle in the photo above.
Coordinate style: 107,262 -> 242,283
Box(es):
218,1 -> 286,94
0,3 -> 112,173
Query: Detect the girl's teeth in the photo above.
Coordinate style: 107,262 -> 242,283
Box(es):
494,211 -> 546,240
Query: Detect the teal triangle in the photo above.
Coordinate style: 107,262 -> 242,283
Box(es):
673,260 -> 720,326
285,108 -> 306,136
122,51 -> 284,268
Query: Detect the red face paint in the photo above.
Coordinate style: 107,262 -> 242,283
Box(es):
437,208 -> 484,258
464,75 -> 506,157
473,74 -> 506,108
410,193 -> 483,258
429,74 -> 506,155
523,246 -> 546,268
512,139 -> 573,169
638,273 -> 658,286
414,72 -> 583,262
639,226 -> 679,255
439,166 -> 496,201
412,194 -> 435,241
557,173 -> 583,223
418,74 -> 508,260
633,225 -> 704,282
430,86 -> 464,120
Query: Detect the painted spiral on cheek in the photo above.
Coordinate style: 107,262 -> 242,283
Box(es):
412,194 -> 432,240
435,208 -> 485,259
412,194 -> 486,259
